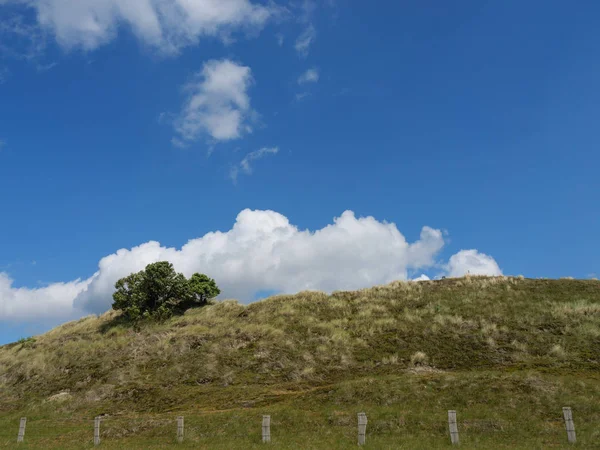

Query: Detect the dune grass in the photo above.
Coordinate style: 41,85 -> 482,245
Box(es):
1,276 -> 600,448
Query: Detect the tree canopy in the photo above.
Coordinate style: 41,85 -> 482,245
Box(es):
112,261 -> 220,321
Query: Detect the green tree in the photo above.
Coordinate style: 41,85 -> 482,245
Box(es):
112,261 -> 220,322
187,273 -> 221,304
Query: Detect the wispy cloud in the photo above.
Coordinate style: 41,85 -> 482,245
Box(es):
230,146 -> 279,183
36,62 -> 57,72
276,33 -> 285,47
0,14 -> 47,62
299,0 -> 317,23
298,68 -> 319,84
173,59 -> 255,145
295,92 -> 311,102
295,24 -> 316,58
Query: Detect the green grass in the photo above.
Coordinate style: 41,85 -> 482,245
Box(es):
1,276 -> 600,448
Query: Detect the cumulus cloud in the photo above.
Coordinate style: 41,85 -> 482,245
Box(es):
72,210 -> 446,314
445,249 -> 503,278
1,0 -> 275,53
0,210 -> 503,327
412,274 -> 430,282
295,24 -> 316,57
230,147 -> 278,183
173,59 -> 254,143
0,273 -> 92,322
297,68 -> 319,84
0,210 -> 447,322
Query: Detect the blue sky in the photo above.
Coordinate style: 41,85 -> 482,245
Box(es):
1,0 -> 599,344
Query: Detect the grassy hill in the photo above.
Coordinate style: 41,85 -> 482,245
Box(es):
1,276 -> 600,448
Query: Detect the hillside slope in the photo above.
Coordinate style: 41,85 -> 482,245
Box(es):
1,276 -> 600,448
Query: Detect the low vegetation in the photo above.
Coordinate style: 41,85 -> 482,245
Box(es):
1,276 -> 599,448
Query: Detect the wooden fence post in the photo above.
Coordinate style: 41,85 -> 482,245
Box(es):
262,415 -> 271,443
177,416 -> 184,443
17,417 -> 26,443
358,412 -> 367,446
448,410 -> 459,445
563,407 -> 576,444
94,416 -> 101,446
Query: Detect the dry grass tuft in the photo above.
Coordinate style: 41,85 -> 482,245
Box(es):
410,351 -> 429,367
549,344 -> 567,359
381,354 -> 399,365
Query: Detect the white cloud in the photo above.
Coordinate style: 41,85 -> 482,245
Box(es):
0,273 -> 92,322
230,146 -> 278,182
2,0 -> 275,54
0,139 -> 5,150
445,249 -> 503,278
412,274 -> 430,282
0,209 -> 452,323
298,68 -> 319,84
0,210 -> 503,328
173,59 -> 254,143
295,92 -> 310,101
71,211 -> 446,314
295,24 -> 316,57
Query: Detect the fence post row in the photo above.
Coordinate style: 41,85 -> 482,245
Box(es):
177,416 -> 184,443
448,410 -> 459,445
7,407 -> 586,446
358,412 -> 368,446
563,407 -> 576,444
17,417 -> 27,443
94,416 -> 101,446
262,415 -> 271,443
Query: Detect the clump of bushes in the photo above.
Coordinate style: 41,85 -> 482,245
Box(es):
16,337 -> 37,348
112,261 -> 220,322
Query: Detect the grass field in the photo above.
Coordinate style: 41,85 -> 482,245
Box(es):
1,276 -> 600,448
